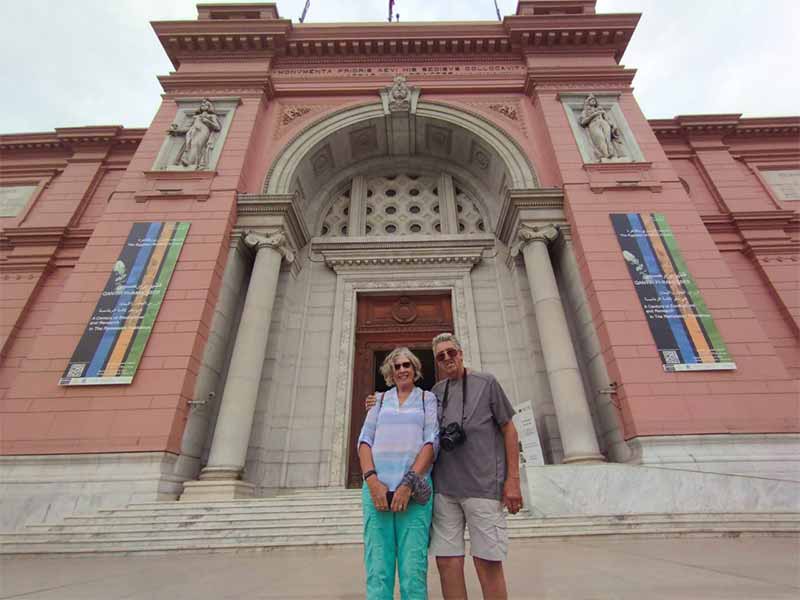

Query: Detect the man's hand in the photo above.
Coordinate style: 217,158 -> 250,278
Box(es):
502,477 -> 523,514
390,484 -> 411,512
367,477 -> 389,511
365,393 -> 377,411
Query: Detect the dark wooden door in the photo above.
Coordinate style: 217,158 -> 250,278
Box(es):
346,293 -> 453,488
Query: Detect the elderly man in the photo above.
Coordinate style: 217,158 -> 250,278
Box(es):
366,332 -> 522,599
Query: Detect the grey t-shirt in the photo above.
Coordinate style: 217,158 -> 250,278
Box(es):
431,370 -> 515,500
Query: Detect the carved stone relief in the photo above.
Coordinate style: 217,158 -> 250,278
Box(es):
311,144 -> 335,177
153,97 -> 239,172
425,124 -> 452,156
0,185 -> 37,217
349,125 -> 379,160
470,140 -> 492,172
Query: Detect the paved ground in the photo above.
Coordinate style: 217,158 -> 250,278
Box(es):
1,537 -> 798,599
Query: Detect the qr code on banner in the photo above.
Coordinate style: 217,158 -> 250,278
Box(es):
662,350 -> 680,365
66,363 -> 86,378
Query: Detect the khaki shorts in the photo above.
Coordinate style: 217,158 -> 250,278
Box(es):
429,493 -> 508,562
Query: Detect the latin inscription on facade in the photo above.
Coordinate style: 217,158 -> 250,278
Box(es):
272,64 -> 526,79
762,169 -> 800,201
0,185 -> 36,217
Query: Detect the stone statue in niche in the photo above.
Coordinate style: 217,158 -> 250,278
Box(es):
168,98 -> 222,169
387,76 -> 412,112
579,94 -> 625,161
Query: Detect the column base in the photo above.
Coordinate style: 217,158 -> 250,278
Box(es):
562,453 -> 606,465
179,479 -> 256,501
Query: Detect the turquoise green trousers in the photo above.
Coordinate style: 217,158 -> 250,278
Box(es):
361,481 -> 433,600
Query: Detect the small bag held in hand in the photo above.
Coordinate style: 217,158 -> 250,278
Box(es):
401,470 -> 431,504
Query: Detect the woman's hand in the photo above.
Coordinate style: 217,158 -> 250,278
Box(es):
367,477 -> 389,511
365,394 -> 376,411
390,484 -> 412,512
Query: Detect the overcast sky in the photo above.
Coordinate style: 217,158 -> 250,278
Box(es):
1,0 -> 798,134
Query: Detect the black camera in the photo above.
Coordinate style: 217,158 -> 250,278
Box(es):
440,422 -> 467,451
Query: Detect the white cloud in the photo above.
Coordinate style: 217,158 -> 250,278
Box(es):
0,0 -> 796,133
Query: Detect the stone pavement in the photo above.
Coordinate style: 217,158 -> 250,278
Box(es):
1,537 -> 798,599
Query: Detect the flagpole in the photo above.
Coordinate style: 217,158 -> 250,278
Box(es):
493,0 -> 502,21
299,0 -> 310,23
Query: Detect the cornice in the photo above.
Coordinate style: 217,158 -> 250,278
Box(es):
525,66 -> 635,94
151,8 -> 639,67
728,209 -> 796,231
158,72 -> 274,97
496,187 -> 565,246
0,128 -> 144,153
504,13 -> 639,61
151,18 -> 293,68
237,192 -> 310,250
651,115 -> 800,140
312,234 -> 495,271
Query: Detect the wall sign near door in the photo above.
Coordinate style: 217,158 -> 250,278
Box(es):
610,213 -> 736,372
59,221 -> 190,385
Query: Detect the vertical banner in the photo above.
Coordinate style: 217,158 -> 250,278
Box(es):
610,213 -> 735,372
60,222 -> 190,385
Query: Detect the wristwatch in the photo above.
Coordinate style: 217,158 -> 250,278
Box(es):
362,469 -> 377,481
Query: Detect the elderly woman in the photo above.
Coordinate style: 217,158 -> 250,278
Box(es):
358,347 -> 439,600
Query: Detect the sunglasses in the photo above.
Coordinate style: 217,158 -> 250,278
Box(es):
435,348 -> 460,363
393,361 -> 413,370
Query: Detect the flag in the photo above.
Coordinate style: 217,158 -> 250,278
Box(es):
389,0 -> 395,22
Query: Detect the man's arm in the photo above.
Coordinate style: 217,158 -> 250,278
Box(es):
500,420 -> 523,514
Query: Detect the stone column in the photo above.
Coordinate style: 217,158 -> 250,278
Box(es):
515,225 -> 604,464
181,230 -> 294,500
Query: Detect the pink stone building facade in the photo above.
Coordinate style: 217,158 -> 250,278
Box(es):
1,1 -> 798,529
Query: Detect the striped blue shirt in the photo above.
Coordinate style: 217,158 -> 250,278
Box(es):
357,386 -> 439,491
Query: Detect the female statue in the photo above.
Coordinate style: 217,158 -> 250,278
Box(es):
579,94 -> 624,160
170,98 -> 222,169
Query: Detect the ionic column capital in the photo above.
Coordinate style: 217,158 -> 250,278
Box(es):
244,230 -> 295,263
511,224 -> 560,258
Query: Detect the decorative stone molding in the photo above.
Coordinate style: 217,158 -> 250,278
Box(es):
511,224 -> 560,258
152,97 -> 240,172
320,246 -> 488,485
488,103 -> 519,121
264,101 -> 538,196
313,235 -> 494,273
237,194 -> 310,247
380,76 -> 420,114
495,188 -> 565,242
244,230 -> 295,263
281,105 -> 311,126
560,93 -> 644,163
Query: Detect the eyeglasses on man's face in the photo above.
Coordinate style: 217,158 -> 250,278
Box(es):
435,348 -> 460,363
393,361 -> 413,371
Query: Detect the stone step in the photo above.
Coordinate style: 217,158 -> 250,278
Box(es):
23,513 -> 800,535
8,522 -> 798,546
2,526 -> 798,556
111,498 -> 363,513
4,484 -> 799,557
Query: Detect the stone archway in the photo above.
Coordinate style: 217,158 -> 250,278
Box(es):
263,99 -> 539,211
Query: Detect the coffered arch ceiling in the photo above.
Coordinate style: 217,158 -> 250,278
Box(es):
263,100 -> 538,229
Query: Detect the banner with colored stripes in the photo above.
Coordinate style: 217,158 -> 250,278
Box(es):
610,213 -> 736,372
60,222 -> 190,385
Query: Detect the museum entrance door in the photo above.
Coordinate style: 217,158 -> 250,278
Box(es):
346,292 -> 453,488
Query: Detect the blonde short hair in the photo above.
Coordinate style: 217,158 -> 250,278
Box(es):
379,347 -> 423,387
431,332 -> 462,353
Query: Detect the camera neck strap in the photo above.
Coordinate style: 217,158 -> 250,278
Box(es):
440,371 -> 467,427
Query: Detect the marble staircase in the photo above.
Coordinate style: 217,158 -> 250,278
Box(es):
2,488 -> 798,556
